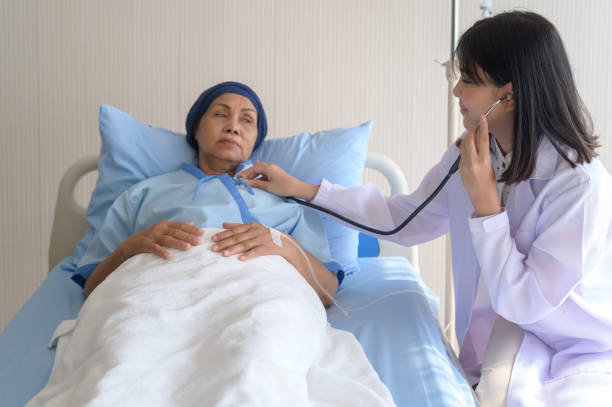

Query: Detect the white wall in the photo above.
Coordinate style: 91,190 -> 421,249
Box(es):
1,0 -> 610,331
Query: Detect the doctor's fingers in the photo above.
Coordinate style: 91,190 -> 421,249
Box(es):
240,162 -> 297,196
459,124 -> 478,164
475,116 -> 490,156
237,161 -> 275,180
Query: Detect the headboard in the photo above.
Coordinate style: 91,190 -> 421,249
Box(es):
48,153 -> 419,271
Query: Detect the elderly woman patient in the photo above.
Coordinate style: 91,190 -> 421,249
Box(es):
27,82 -> 395,407
76,81 -> 338,304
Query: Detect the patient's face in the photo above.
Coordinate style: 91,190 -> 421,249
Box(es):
195,93 -> 258,171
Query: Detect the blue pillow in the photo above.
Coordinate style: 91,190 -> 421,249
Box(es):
72,105 -> 371,275
250,124 -> 371,274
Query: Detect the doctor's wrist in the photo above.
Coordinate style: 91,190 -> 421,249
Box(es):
473,203 -> 502,218
297,182 -> 319,201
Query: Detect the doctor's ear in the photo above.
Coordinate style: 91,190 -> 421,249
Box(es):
502,93 -> 514,111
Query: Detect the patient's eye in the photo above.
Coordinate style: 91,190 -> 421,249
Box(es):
214,112 -> 227,118
242,114 -> 255,125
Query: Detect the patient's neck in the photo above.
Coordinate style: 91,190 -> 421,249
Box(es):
198,154 -> 239,177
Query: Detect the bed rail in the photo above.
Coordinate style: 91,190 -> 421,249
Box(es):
48,156 -> 98,270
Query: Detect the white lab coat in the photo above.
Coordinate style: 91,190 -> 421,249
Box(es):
311,136 -> 612,406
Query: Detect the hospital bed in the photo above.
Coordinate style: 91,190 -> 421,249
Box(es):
0,146 -> 476,406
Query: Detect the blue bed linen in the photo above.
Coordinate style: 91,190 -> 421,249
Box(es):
328,257 -> 476,407
0,257 -> 475,407
0,260 -> 84,407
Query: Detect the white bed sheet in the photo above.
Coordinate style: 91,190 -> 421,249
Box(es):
0,256 -> 475,407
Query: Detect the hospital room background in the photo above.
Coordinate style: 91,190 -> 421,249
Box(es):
1,0 -> 611,337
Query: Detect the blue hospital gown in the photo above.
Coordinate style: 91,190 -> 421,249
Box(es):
72,161 -> 337,287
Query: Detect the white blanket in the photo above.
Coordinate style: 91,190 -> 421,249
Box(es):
28,228 -> 395,406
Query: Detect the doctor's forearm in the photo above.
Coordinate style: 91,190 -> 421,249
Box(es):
295,181 -> 319,201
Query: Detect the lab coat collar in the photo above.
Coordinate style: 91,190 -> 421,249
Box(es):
529,136 -> 562,180
489,134 -> 565,181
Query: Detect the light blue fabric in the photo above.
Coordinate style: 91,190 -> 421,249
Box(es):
1,257 -> 475,407
69,105 -> 370,275
0,260 -> 84,407
251,122 -> 371,274
328,257 -> 476,407
72,164 -> 335,286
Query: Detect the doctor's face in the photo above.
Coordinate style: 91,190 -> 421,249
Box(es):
453,68 -> 505,130
194,93 -> 258,167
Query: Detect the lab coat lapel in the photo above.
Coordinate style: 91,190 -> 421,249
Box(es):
446,172 -> 479,345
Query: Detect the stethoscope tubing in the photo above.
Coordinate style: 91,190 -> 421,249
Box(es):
289,97 -> 505,236
288,165 -> 454,236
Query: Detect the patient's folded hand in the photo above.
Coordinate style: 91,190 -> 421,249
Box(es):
210,222 -> 286,262
122,220 -> 204,260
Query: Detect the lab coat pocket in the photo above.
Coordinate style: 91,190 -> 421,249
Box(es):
514,228 -> 536,255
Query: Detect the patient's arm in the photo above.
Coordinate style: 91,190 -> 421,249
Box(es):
211,222 -> 338,307
84,221 -> 204,297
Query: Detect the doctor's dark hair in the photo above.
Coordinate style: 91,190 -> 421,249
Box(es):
455,11 -> 599,184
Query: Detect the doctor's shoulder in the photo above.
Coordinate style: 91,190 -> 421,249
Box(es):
527,142 -> 611,211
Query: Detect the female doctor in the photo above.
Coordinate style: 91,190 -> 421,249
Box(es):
237,11 -> 612,407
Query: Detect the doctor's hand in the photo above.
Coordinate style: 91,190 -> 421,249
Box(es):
458,115 -> 501,218
237,162 -> 319,201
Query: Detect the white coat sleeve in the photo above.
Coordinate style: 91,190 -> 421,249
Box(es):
468,176 -> 592,325
311,146 -> 459,247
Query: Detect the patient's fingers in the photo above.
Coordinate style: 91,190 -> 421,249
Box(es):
238,246 -> 267,261
211,222 -> 253,242
149,243 -> 171,259
211,229 -> 261,252
124,220 -> 204,260
218,238 -> 261,257
175,221 -> 204,237
170,228 -> 202,245
210,222 -> 280,258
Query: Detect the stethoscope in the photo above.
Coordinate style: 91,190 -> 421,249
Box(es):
289,96 -> 508,235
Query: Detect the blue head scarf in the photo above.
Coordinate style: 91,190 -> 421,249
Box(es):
185,81 -> 268,153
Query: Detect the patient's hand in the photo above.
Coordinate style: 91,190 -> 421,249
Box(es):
86,221 -> 204,297
237,162 -> 319,201
210,222 -> 286,261
211,222 -> 338,307
121,220 -> 204,260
